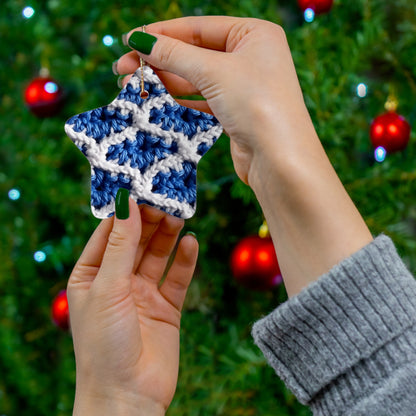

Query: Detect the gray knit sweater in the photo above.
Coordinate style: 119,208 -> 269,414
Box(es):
252,235 -> 416,416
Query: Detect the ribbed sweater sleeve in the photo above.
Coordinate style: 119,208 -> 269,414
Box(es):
251,235 -> 416,416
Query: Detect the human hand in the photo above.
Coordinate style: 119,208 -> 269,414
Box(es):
115,16 -> 313,185
67,195 -> 198,415
116,17 -> 372,297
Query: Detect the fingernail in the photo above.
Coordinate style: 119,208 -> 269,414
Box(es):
112,60 -> 119,75
128,31 -> 157,55
186,231 -> 197,238
117,75 -> 124,89
116,188 -> 130,219
122,33 -> 128,46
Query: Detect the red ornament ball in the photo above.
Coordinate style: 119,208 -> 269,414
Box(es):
51,290 -> 69,330
230,235 -> 282,290
24,76 -> 63,117
370,111 -> 411,153
297,0 -> 334,14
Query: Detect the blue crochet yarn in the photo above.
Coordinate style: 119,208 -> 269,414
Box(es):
106,131 -> 178,173
118,80 -> 165,105
152,161 -> 197,205
67,107 -> 133,143
65,66 -> 223,219
149,103 -> 216,136
91,168 -> 131,210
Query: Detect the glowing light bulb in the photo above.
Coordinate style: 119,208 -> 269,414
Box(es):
34,250 -> 47,262
356,83 -> 367,98
8,189 -> 21,200
22,6 -> 35,19
304,8 -> 315,22
102,35 -> 114,46
374,146 -> 387,163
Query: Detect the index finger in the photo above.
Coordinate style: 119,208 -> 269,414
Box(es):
136,16 -> 244,51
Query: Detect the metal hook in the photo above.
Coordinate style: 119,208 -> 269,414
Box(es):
139,26 -> 149,99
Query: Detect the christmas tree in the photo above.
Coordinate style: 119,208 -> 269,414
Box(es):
1,0 -> 415,414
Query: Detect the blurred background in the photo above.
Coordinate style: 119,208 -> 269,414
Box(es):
1,0 -> 416,414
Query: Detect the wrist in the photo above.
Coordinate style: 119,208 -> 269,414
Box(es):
246,107 -> 321,197
73,389 -> 165,416
246,115 -> 372,296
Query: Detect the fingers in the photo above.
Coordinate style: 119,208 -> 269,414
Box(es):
149,70 -> 201,96
116,53 -> 201,97
67,218 -> 114,312
68,218 -> 114,284
144,16 -> 244,51
159,233 -> 199,311
174,99 -> 212,115
133,204 -> 170,271
135,211 -> 184,284
125,28 -> 221,93
96,198 -> 142,285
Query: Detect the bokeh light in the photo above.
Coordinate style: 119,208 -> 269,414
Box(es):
356,83 -> 368,98
22,6 -> 35,19
102,35 -> 114,46
8,189 -> 21,200
374,146 -> 387,163
34,250 -> 47,262
304,8 -> 315,22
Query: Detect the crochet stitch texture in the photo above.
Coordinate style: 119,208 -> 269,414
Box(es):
65,66 -> 223,219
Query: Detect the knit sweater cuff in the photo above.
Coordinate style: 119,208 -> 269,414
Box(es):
251,235 -> 416,408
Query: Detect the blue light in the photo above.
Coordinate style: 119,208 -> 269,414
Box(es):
44,81 -> 58,94
8,189 -> 21,200
356,83 -> 368,98
374,146 -> 387,163
103,35 -> 114,47
22,6 -> 35,19
34,250 -> 47,263
304,8 -> 315,22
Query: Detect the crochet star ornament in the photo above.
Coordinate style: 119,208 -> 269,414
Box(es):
65,66 -> 223,219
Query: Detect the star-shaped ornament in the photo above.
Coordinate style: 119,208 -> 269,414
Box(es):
65,66 -> 223,219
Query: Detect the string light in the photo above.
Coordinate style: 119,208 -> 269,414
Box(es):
8,188 -> 20,201
8,189 -> 21,200
22,6 -> 35,19
34,250 -> 47,263
356,83 -> 368,98
374,146 -> 387,163
304,8 -> 315,22
102,35 -> 114,46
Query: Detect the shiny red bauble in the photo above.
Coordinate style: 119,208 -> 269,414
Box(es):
24,76 -> 63,117
51,290 -> 69,330
297,0 -> 334,14
370,111 -> 411,153
230,235 -> 282,290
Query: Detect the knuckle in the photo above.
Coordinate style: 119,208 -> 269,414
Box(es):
157,39 -> 180,68
273,23 -> 287,41
106,228 -> 134,251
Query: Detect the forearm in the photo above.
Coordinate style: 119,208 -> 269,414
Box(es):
247,106 -> 373,296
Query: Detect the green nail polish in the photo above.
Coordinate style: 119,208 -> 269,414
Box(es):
128,31 -> 157,55
116,188 -> 130,219
112,60 -> 119,76
117,75 -> 124,89
186,231 -> 197,239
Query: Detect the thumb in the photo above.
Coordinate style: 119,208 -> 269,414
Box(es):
96,189 -> 142,285
126,30 -> 218,92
